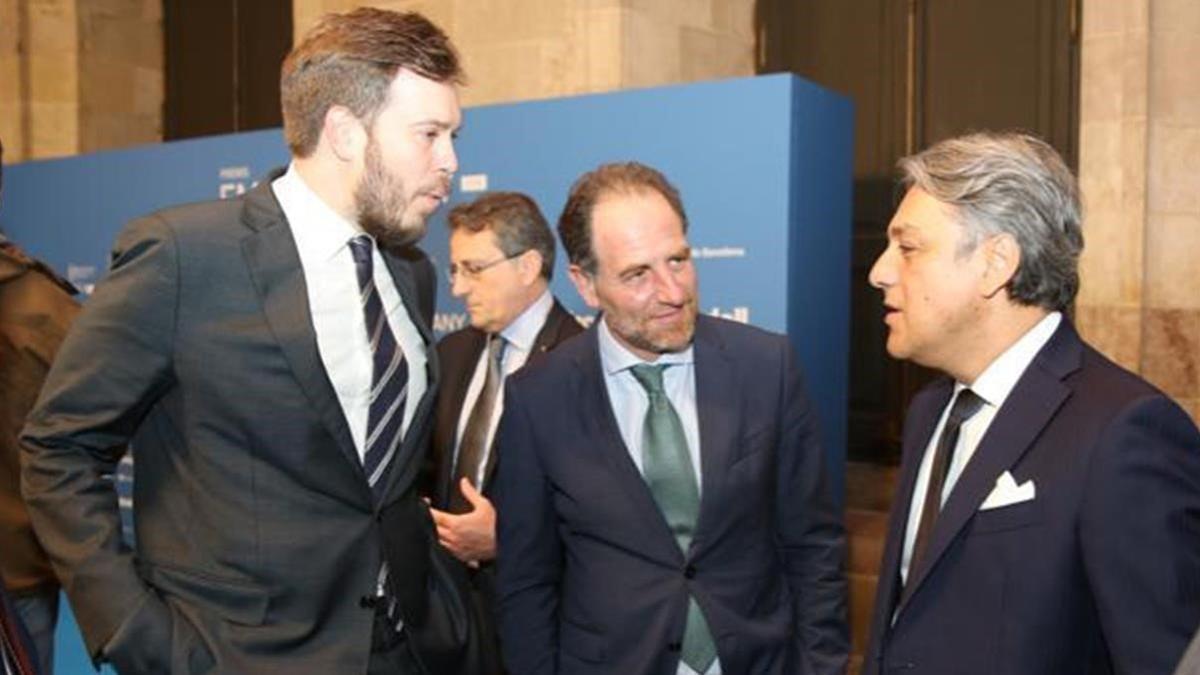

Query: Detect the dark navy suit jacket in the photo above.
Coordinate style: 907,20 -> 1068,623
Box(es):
493,315 -> 848,675
865,321 -> 1200,674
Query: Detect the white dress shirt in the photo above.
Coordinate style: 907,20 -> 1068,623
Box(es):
452,289 -> 554,486
596,318 -> 718,675
900,312 -> 1061,583
272,165 -> 428,461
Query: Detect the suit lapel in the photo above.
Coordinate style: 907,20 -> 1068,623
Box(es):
479,301 -> 578,488
691,318 -> 739,553
436,330 -> 486,505
238,181 -> 370,507
572,326 -> 683,563
529,301 -> 575,358
896,323 -> 1081,614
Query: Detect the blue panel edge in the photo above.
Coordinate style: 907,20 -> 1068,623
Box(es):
786,76 -> 854,508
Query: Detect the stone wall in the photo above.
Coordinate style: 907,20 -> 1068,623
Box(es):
292,0 -> 755,107
0,0 -> 161,162
1077,0 -> 1200,420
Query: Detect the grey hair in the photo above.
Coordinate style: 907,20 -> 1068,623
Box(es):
899,131 -> 1084,312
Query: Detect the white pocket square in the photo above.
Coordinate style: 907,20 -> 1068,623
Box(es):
979,471 -> 1036,510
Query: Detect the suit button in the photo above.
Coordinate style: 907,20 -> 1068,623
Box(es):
684,565 -> 696,579
668,641 -> 682,652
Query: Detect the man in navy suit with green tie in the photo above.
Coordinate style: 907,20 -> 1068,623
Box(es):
493,162 -> 848,675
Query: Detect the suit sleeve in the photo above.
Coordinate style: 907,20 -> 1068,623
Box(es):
1079,394 -> 1200,673
19,214 -> 184,670
774,338 -> 850,675
492,378 -> 562,675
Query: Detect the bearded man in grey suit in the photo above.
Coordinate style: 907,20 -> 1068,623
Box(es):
21,9 -> 478,674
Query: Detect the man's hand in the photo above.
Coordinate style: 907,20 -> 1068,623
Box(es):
430,478 -> 497,565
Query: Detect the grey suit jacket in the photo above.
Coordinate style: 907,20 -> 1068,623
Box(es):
20,176 -> 443,674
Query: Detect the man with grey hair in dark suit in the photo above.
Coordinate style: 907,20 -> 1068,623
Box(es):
864,131 -> 1200,674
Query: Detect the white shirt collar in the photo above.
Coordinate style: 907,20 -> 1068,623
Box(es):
963,311 -> 1062,408
597,314 -> 694,376
499,288 -> 554,352
272,163 -> 365,262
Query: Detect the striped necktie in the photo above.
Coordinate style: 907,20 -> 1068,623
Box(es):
348,235 -> 409,499
0,602 -> 35,675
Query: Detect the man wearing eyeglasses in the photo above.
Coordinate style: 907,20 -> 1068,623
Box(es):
427,192 -> 583,671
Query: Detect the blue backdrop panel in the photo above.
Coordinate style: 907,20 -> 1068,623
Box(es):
0,74 -> 852,674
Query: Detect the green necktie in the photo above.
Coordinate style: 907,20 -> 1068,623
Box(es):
629,364 -> 717,673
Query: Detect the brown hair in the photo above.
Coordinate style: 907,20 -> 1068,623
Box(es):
448,192 -> 556,280
557,162 -> 688,274
280,8 -> 462,157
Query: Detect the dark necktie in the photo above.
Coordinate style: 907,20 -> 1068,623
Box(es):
906,388 -> 985,585
0,602 -> 35,675
449,335 -> 505,513
348,235 -> 409,500
629,364 -> 716,673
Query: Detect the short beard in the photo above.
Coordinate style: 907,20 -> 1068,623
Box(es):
610,301 -> 698,356
354,139 -> 426,251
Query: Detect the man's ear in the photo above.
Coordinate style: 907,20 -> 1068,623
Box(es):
980,232 -> 1021,299
322,105 -> 367,162
567,264 -> 601,310
517,250 -> 543,287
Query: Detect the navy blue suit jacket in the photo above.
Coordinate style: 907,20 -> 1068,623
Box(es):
492,315 -> 848,675
865,321 -> 1200,674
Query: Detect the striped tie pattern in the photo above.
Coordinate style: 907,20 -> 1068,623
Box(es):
348,235 -> 409,499
349,235 -> 410,633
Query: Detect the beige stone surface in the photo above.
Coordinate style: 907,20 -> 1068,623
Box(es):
1076,117 -> 1145,308
26,0 -> 78,54
1145,213 -> 1200,309
1075,304 -> 1143,373
1119,30 -> 1149,120
27,101 -> 78,159
622,8 -> 682,87
1153,0 -> 1200,36
1141,308 -> 1200,400
27,53 -> 78,104
681,26 -> 752,82
289,0 -> 754,106
1080,35 -> 1123,123
1149,23 -> 1200,123
1147,123 -> 1200,214
1184,397 -> 1200,424
714,0 -> 755,40
80,111 -> 159,152
0,0 -> 19,52
578,7 -> 624,93
1083,0 -> 1136,37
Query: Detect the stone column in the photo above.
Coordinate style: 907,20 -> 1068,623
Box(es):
0,0 -> 160,162
1077,0 -> 1200,421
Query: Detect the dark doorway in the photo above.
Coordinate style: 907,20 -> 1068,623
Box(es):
757,0 -> 1080,464
164,0 -> 293,140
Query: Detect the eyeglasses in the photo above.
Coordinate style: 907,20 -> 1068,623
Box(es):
445,251 -> 524,283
